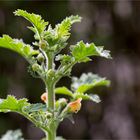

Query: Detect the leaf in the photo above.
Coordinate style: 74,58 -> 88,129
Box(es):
14,9 -> 48,40
74,93 -> 101,103
1,129 -> 24,140
0,35 -> 39,59
0,95 -> 49,130
71,73 -> 110,93
44,15 -> 81,53
71,41 -> 111,62
23,103 -> 46,113
0,95 -> 29,113
88,94 -> 101,103
55,54 -> 74,65
55,15 -> 81,38
55,87 -> 73,97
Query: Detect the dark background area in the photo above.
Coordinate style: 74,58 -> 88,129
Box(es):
0,0 -> 140,139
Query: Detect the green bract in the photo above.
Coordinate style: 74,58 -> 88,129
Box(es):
0,9 -> 111,140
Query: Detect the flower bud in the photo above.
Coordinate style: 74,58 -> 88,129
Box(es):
39,40 -> 46,49
46,112 -> 52,119
32,63 -> 40,71
68,98 -> 82,113
55,98 -> 67,109
37,54 -> 44,63
47,69 -> 55,77
41,92 -> 47,103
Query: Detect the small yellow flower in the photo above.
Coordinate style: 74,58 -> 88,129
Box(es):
68,98 -> 82,113
41,92 -> 47,103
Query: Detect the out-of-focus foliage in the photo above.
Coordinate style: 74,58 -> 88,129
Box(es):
55,73 -> 110,103
0,129 -> 24,140
71,73 -> 110,93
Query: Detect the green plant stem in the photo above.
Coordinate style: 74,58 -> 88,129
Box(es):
47,53 -> 53,70
46,53 -> 56,140
21,112 -> 50,133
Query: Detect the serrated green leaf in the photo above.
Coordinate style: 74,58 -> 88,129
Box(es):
71,41 -> 111,62
55,87 -> 73,97
14,9 -> 48,40
71,73 -> 110,93
0,95 -> 49,131
55,15 -> 81,38
0,95 -> 29,113
0,35 -> 39,59
44,15 -> 81,53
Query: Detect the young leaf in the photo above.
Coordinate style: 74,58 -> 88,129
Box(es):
71,73 -> 110,93
55,15 -> 81,38
71,41 -> 111,62
0,35 -> 39,60
74,93 -> 100,103
55,54 -> 74,65
0,95 -> 29,113
44,15 -> 81,53
14,9 -> 48,40
55,87 -> 73,97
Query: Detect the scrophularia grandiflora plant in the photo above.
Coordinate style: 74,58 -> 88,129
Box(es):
0,10 -> 111,140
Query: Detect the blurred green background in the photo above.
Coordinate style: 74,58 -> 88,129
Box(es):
0,0 -> 140,139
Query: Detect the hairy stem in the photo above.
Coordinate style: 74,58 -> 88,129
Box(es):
46,53 -> 56,140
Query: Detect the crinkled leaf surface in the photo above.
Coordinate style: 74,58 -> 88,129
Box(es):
55,87 -> 73,97
0,95 -> 46,114
14,9 -> 48,39
71,73 -> 110,93
0,95 -> 29,113
74,93 -> 100,103
71,41 -> 111,62
0,35 -> 38,59
55,15 -> 81,38
44,15 -> 81,53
